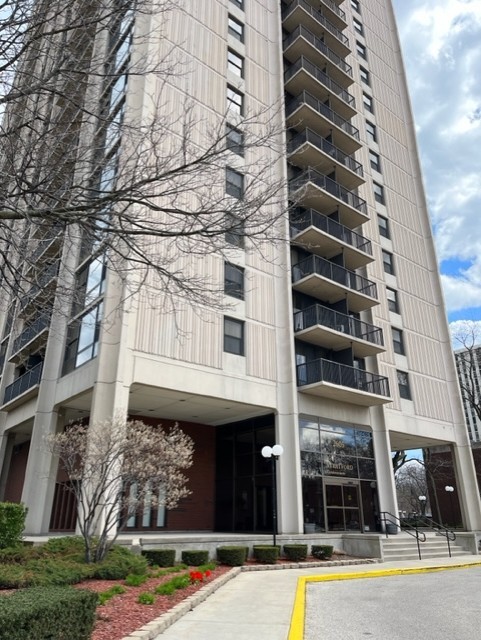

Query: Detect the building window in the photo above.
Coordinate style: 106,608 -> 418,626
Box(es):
225,213 -> 245,248
230,0 -> 244,9
224,317 -> 245,355
392,328 -> 405,355
378,215 -> 389,239
363,92 -> 374,113
227,85 -> 244,115
366,120 -> 377,143
387,287 -> 399,313
369,150 -> 381,172
373,182 -> 385,204
397,370 -> 411,400
228,15 -> 244,42
353,18 -> 363,35
226,124 -> 244,156
228,48 -> 244,77
351,0 -> 360,11
226,167 -> 244,199
63,302 -> 103,374
224,262 -> 245,300
359,66 -> 370,86
382,250 -> 395,276
356,41 -> 367,59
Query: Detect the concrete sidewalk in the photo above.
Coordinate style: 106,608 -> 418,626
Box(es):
134,555 -> 481,640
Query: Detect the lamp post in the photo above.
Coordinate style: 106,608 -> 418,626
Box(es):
418,495 -> 426,517
445,485 -> 455,526
261,444 -> 284,546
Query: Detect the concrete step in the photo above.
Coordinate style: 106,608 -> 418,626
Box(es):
385,551 -> 468,561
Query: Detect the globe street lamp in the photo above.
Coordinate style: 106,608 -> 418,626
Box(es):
418,495 -> 426,517
261,444 -> 284,546
445,485 -> 455,526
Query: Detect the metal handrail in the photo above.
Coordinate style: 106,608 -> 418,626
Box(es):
287,129 -> 363,176
285,56 -> 355,108
286,91 -> 360,140
381,511 -> 426,560
411,515 -> 456,558
284,25 -> 352,77
282,0 -> 349,47
297,358 -> 390,397
3,361 -> 43,404
289,167 -> 367,214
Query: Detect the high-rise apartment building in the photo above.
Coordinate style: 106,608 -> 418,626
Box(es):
455,345 -> 481,444
1,0 -> 480,539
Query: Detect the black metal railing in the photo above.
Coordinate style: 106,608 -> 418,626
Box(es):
11,314 -> 51,355
3,361 -> 43,404
320,0 -> 346,22
297,358 -> 390,397
290,208 -> 372,255
20,261 -> 60,310
292,254 -> 377,299
286,91 -> 360,140
284,26 -> 352,77
294,304 -> 384,346
409,515 -> 456,558
285,57 -> 355,109
288,129 -> 363,176
282,0 -> 349,48
381,511 -> 426,560
290,168 -> 367,214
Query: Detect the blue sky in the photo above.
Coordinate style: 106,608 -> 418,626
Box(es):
391,0 -> 481,333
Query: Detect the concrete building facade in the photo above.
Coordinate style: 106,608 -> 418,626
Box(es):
454,345 -> 481,444
1,0 -> 481,540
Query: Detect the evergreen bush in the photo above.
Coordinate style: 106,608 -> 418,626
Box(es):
216,546 -> 248,566
142,548 -> 176,567
252,545 -> 280,564
181,550 -> 209,566
0,503 -> 27,549
283,544 -> 308,562
312,545 -> 334,560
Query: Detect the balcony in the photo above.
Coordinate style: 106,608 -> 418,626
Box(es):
288,129 -> 363,190
292,254 -> 378,312
20,261 -> 60,311
30,229 -> 63,264
294,304 -> 385,357
285,57 -> 356,120
10,314 -> 51,360
3,361 -> 43,405
282,0 -> 350,57
289,168 -> 368,228
286,92 -> 361,154
284,26 -> 353,88
297,358 -> 391,405
290,208 -> 373,270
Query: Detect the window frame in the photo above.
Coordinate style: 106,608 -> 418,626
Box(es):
369,150 -> 381,172
353,17 -> 363,35
228,48 -> 244,78
356,41 -> 367,59
225,213 -> 245,248
382,250 -> 395,276
224,262 -> 245,300
227,85 -> 244,115
351,0 -> 360,12
226,167 -> 244,199
228,15 -> 244,42
387,287 -> 400,314
392,328 -> 405,355
397,370 -> 412,400
359,66 -> 370,86
230,0 -> 244,9
224,316 -> 245,356
366,120 -> 377,143
378,215 -> 389,239
226,124 -> 244,156
363,92 -> 374,114
373,182 -> 385,204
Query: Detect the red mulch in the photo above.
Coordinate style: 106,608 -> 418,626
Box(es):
81,566 -> 231,640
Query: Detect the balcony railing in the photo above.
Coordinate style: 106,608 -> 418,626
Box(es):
286,91 -> 360,141
291,208 -> 372,255
282,0 -> 349,48
285,57 -> 355,109
284,26 -> 352,77
3,361 -> 43,404
20,261 -> 60,310
290,168 -> 367,214
294,304 -> 384,346
320,0 -> 346,22
288,129 -> 363,177
297,358 -> 390,396
11,314 -> 51,355
292,254 -> 378,299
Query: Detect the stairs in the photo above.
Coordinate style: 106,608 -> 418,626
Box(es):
381,532 -> 472,562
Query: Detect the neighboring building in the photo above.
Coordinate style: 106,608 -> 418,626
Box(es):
454,345 -> 481,444
1,0 -> 481,540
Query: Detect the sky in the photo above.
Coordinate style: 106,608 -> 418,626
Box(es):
391,0 -> 481,338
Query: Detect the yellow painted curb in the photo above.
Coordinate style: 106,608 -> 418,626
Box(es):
288,561 -> 481,640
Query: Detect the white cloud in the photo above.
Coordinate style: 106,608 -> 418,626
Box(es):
441,273 -> 481,312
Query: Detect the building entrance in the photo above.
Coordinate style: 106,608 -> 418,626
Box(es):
325,480 -> 362,532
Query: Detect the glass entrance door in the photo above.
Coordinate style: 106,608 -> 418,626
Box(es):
325,481 -> 362,532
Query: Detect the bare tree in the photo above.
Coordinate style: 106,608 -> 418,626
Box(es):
47,417 -> 194,562
395,461 -> 429,517
0,0 -> 288,311
450,321 -> 481,424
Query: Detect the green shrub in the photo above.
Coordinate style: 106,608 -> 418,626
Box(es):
98,585 -> 126,605
0,503 -> 27,549
155,582 -> 176,596
198,562 -> 217,572
170,574 -> 191,590
93,545 -> 148,580
216,546 -> 248,566
0,564 -> 32,589
42,536 -> 85,558
0,545 -> 41,565
252,545 -> 280,564
283,544 -> 308,562
181,550 -> 209,566
0,586 -> 97,640
312,545 -> 334,560
26,558 -> 94,586
138,592 -> 155,605
142,549 -> 176,567
125,573 -> 148,587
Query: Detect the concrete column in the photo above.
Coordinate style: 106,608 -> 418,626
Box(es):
372,426 -> 398,525
277,410 -> 303,534
451,442 -> 481,531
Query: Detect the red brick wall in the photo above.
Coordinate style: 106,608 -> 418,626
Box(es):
4,440 -> 30,503
132,417 -> 216,531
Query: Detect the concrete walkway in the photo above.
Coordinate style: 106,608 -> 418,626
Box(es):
142,555 -> 481,640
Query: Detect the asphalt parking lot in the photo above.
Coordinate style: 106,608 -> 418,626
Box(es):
305,567 -> 481,640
